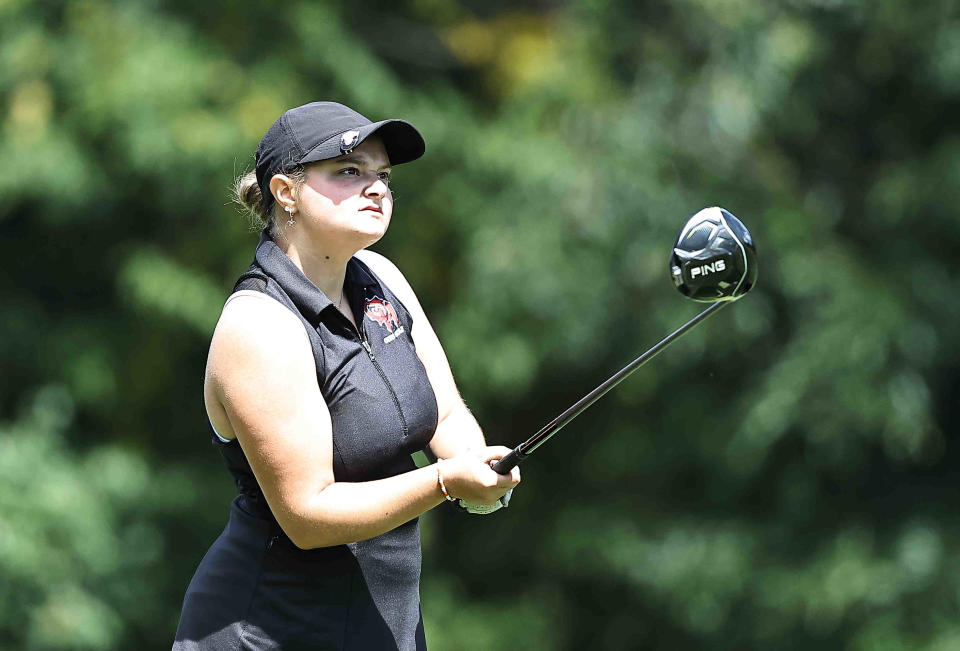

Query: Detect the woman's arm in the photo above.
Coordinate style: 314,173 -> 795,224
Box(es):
206,294 -> 516,550
355,250 -> 488,460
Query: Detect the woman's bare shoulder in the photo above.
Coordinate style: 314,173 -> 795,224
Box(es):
208,291 -> 311,381
216,291 -> 304,336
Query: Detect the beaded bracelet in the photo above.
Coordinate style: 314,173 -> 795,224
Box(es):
436,460 -> 456,502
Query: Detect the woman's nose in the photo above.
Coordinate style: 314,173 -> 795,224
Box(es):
364,176 -> 388,197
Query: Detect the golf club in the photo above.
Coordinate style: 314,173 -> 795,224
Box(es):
492,207 -> 758,474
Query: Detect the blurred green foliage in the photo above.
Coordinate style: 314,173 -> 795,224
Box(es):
1,0 -> 958,648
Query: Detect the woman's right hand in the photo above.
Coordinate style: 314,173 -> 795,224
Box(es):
439,446 -> 521,505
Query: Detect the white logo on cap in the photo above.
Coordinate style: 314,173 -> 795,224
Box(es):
340,130 -> 360,153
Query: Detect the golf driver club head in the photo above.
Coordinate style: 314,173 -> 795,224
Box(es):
493,208 -> 759,475
670,207 -> 758,302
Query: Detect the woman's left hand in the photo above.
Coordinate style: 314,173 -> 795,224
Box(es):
446,446 -> 520,515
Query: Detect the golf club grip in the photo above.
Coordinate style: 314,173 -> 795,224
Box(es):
492,447 -> 525,474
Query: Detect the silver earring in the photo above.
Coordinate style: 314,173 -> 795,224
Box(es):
284,206 -> 295,227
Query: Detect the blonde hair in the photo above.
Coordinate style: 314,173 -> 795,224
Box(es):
233,166 -> 308,234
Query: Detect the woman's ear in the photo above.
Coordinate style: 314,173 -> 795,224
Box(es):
269,174 -> 297,213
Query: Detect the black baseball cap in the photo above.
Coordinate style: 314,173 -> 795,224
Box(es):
255,101 -> 425,209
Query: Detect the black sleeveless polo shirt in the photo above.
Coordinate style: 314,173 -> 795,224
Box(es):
174,232 -> 437,650
222,231 -> 438,488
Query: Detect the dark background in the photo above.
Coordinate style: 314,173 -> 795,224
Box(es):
1,0 -> 958,648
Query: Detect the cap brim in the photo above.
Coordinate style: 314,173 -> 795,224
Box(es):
299,119 -> 425,166
363,119 -> 425,165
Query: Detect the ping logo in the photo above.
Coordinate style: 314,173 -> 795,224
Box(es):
690,260 -> 726,278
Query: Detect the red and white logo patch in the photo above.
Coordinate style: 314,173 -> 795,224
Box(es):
364,297 -> 400,333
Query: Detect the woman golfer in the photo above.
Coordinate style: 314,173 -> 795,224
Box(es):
173,101 -> 520,650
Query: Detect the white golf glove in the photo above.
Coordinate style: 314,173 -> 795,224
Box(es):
456,488 -> 513,515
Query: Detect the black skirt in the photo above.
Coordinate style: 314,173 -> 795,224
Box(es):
173,497 -> 426,650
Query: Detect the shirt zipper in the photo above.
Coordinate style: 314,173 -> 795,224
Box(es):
351,313 -> 410,439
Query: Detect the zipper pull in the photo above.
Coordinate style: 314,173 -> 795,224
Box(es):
362,339 -> 374,359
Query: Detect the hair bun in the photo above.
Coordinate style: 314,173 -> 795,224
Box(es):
234,171 -> 268,228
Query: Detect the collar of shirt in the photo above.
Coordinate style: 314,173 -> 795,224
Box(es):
253,230 -> 381,326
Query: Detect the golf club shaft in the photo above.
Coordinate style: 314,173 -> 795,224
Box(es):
492,301 -> 729,474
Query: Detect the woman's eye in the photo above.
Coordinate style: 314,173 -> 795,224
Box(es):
339,167 -> 360,176
377,171 -> 391,183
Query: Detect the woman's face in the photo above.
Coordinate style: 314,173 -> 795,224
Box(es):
295,136 -> 394,248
